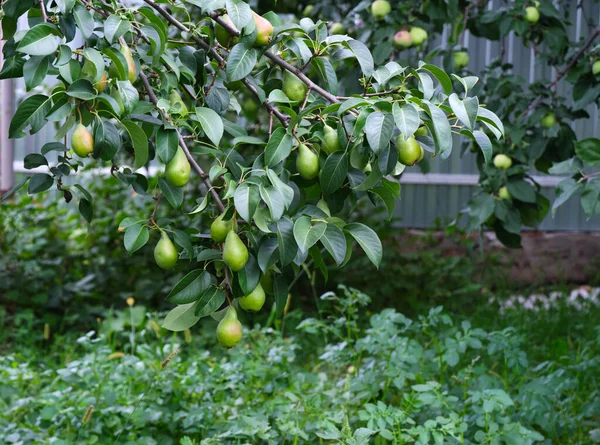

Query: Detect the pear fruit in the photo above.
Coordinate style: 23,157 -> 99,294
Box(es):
120,44 -> 136,82
215,15 -> 238,47
330,22 -> 345,35
154,231 -> 178,269
283,71 -> 308,102
260,270 -> 274,294
498,186 -> 511,200
169,90 -> 188,115
410,27 -> 428,45
525,6 -> 539,23
397,135 -> 423,166
453,51 -> 469,69
302,4 -> 314,16
593,60 -> 600,75
415,126 -> 428,137
239,283 -> 266,312
296,144 -> 319,179
253,12 -> 273,46
223,231 -> 248,272
394,30 -> 412,48
371,0 -> 391,20
71,124 -> 94,158
322,124 -> 342,155
210,213 -> 231,243
165,147 -> 191,187
95,71 -> 108,93
493,154 -> 512,169
541,113 -> 556,128
216,306 -> 243,348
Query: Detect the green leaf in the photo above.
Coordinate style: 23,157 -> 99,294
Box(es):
392,102 -> 420,137
17,23 -> 61,56
234,182 -> 260,222
73,4 -> 95,40
225,0 -> 252,29
552,178 -> 583,215
1,178 -> 29,201
507,179 -> 536,204
477,107 -> 504,138
344,223 -> 382,268
238,255 -> 260,295
227,43 -> 257,82
473,130 -> 492,164
41,142 -> 67,155
195,287 -> 226,317
121,121 -> 149,170
365,111 -> 394,155
448,93 -> 478,130
267,169 -> 294,209
320,224 -> 346,265
195,107 -> 223,147
276,217 -> 297,266
93,119 -> 121,161
162,302 -> 201,331
370,186 -> 395,220
338,97 -> 370,116
103,47 -> 128,81
264,127 -> 293,167
23,153 -> 48,169
167,270 -> 214,304
258,238 -> 278,272
419,63 -> 452,95
293,216 -> 326,253
581,179 -> 600,217
104,15 -> 130,44
260,185 -> 285,221
158,178 -> 184,208
83,48 -> 106,82
124,223 -> 149,253
274,273 -> 288,319
23,56 -> 49,91
468,193 -> 495,228
117,81 -> 139,114
66,79 -> 96,100
320,152 -> 348,195
79,199 -> 93,223
8,94 -> 51,138
0,55 -> 25,79
27,173 -> 53,194
345,39 -> 374,78
422,100 -> 452,159
156,128 -> 179,164
575,138 -> 600,168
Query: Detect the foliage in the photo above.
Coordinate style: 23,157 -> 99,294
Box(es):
0,0 -> 506,331
1,287 -> 599,444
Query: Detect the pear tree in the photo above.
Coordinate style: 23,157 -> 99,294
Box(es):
1,0 -> 505,342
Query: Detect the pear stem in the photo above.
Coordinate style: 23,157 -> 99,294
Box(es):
149,193 -> 162,225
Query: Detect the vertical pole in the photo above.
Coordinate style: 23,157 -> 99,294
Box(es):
0,30 -> 16,193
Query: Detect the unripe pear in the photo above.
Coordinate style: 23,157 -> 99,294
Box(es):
239,283 -> 266,312
498,186 -> 511,200
396,135 -> 423,166
215,15 -> 238,47
154,231 -> 178,269
410,27 -> 428,45
216,306 -> 243,348
394,30 -> 412,48
210,213 -> 232,243
120,44 -> 136,82
302,4 -> 314,16
541,113 -> 556,128
415,126 -> 428,137
453,51 -> 469,68
524,6 -> 540,23
330,22 -> 345,35
593,60 -> 600,75
322,124 -> 342,155
493,154 -> 513,169
223,231 -> 248,272
260,271 -> 274,294
296,144 -> 319,179
71,124 -> 94,158
253,12 -> 273,46
165,147 -> 191,187
95,71 -> 108,93
371,0 -> 391,20
169,90 -> 188,115
283,71 -> 308,102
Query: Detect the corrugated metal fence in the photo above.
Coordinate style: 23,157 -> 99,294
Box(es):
4,0 -> 600,230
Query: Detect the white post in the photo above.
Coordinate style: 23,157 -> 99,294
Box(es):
0,30 -> 16,193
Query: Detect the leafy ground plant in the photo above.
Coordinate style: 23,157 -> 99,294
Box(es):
1,286 -> 598,444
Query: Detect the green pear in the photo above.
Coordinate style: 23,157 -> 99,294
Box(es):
210,213 -> 231,243
322,124 -> 342,155
524,6 -> 539,23
302,4 -> 314,16
169,90 -> 188,116
371,0 -> 391,20
165,147 -> 191,187
223,231 -> 248,272
593,60 -> 600,75
330,22 -> 345,35
396,135 -> 423,166
296,144 -> 319,179
239,283 -> 266,312
493,154 -> 512,169
216,306 -> 243,348
215,15 -> 238,47
252,12 -> 273,46
71,124 -> 94,158
541,113 -> 556,128
154,231 -> 178,269
414,126 -> 428,137
260,270 -> 274,294
453,51 -> 469,69
95,71 -> 108,93
283,71 -> 308,102
410,27 -> 428,45
498,186 -> 511,200
120,44 -> 136,82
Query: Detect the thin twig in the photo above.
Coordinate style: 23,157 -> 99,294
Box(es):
300,87 -> 311,110
39,0 -> 48,22
149,193 -> 162,224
